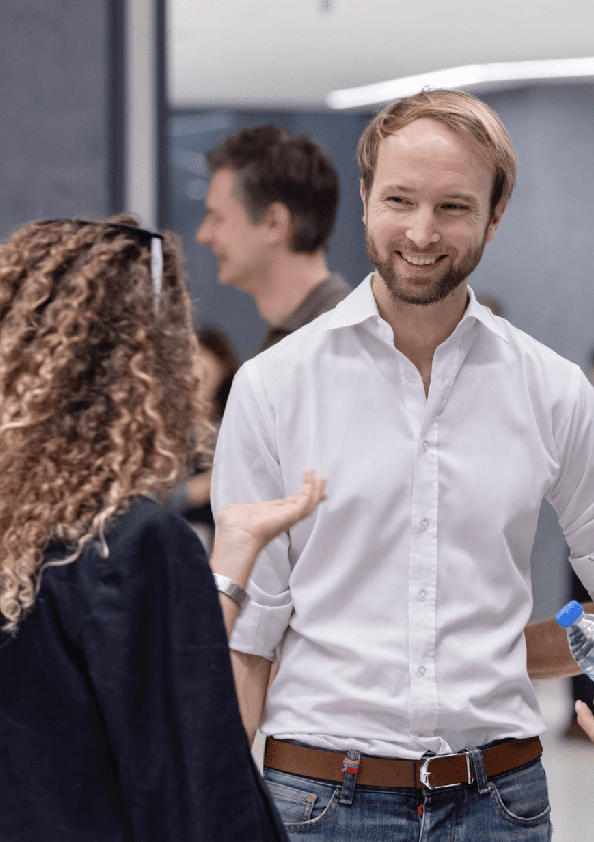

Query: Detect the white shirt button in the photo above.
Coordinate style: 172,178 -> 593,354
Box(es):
406,371 -> 415,382
418,666 -> 426,676
422,441 -> 429,452
418,589 -> 427,601
421,519 -> 429,531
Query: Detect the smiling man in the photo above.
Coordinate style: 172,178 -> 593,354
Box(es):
212,90 -> 594,841
362,118 -> 499,310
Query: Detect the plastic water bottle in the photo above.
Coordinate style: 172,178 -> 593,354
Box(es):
555,600 -> 594,682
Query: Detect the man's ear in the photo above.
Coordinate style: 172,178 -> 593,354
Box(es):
264,202 -> 291,245
485,201 -> 507,244
360,178 -> 368,222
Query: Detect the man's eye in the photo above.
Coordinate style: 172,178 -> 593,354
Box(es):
388,196 -> 408,205
442,203 -> 466,211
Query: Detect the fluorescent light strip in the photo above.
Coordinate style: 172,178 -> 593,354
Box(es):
327,57 -> 594,110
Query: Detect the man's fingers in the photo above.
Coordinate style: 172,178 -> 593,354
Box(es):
575,700 -> 594,741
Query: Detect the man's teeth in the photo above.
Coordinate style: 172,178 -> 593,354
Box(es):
401,253 -> 440,265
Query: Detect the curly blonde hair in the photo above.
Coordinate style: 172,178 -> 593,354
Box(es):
0,215 -> 210,632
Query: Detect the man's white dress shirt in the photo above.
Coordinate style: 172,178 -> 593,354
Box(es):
212,275 -> 594,759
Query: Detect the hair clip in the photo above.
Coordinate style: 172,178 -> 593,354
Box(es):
39,218 -> 164,310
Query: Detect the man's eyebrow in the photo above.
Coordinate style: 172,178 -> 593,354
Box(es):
377,184 -> 479,204
378,183 -> 412,194
440,192 -> 479,204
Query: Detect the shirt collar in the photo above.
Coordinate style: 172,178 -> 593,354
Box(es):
325,274 -> 381,330
463,286 -> 509,343
326,274 -> 509,344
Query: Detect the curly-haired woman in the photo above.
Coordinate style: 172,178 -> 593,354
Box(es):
0,216 -> 326,842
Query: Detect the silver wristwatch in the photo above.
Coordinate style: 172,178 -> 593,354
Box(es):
212,573 -> 249,610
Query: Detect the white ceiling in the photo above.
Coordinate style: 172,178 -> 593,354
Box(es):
168,0 -> 594,110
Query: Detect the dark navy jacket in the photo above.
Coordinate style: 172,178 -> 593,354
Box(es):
0,498 -> 287,841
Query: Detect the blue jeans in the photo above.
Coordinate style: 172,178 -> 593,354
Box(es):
263,743 -> 552,841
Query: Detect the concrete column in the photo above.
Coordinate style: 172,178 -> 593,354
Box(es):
125,0 -> 162,227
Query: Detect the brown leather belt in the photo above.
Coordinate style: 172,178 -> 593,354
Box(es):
264,736 -> 542,791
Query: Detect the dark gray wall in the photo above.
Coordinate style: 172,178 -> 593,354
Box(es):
0,0 -> 108,238
476,85 -> 594,621
475,84 -> 594,372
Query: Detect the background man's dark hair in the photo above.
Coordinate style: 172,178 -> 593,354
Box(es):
205,125 -> 339,254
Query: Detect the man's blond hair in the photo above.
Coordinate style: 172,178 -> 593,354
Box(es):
358,89 -> 517,219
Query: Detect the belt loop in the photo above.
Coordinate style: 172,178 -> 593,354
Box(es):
466,746 -> 490,794
339,750 -> 361,805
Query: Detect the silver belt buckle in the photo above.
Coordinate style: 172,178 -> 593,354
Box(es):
420,750 -> 473,790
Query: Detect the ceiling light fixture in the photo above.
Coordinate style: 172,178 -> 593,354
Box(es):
327,57 -> 594,110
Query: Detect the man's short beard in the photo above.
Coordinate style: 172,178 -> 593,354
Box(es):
365,230 -> 487,307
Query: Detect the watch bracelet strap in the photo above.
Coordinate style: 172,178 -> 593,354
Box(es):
212,573 -> 249,609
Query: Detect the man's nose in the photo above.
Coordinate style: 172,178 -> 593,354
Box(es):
196,219 -> 211,244
405,208 -> 441,249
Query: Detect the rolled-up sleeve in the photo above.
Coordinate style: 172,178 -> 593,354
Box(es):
548,370 -> 594,599
212,361 -> 294,660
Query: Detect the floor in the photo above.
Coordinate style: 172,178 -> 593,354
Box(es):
253,678 -> 594,840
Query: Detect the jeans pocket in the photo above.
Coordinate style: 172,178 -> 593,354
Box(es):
264,770 -> 340,832
488,760 -> 552,827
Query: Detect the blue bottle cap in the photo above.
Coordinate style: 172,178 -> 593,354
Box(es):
555,600 -> 584,628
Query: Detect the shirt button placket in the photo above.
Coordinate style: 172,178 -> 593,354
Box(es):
408,411 -> 439,735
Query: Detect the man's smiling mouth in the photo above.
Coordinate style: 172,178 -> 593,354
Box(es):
397,251 -> 446,266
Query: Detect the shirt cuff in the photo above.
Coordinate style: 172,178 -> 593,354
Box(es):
229,591 -> 294,661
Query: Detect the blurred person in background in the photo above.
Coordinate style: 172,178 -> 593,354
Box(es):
196,125 -> 351,355
0,214 -> 327,842
166,325 -> 239,554
213,90 -> 594,841
196,324 -> 239,418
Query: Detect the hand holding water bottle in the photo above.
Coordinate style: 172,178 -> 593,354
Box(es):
575,700 -> 594,742
556,600 -> 594,743
555,600 -> 594,680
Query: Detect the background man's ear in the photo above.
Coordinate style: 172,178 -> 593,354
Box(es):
265,202 -> 292,245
